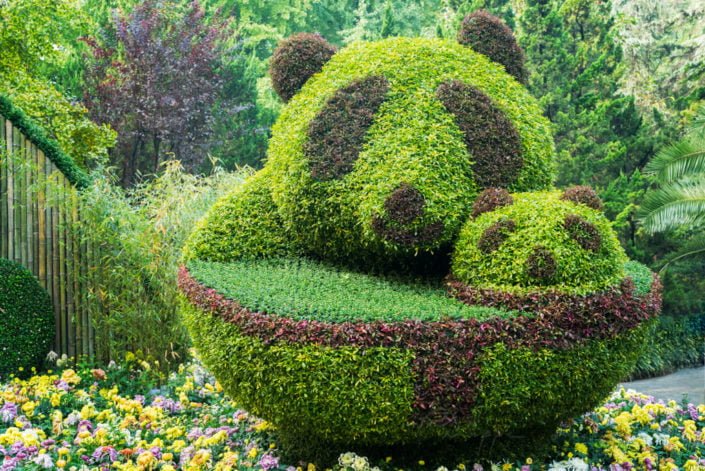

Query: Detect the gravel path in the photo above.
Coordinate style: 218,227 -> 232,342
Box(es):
620,366 -> 705,404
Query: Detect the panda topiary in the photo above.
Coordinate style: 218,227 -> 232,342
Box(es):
180,12 -> 660,462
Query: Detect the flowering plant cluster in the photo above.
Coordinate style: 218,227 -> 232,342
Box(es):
2,360 -> 704,471
0,359 -> 284,471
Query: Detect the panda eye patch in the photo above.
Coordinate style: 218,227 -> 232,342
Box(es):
305,75 -> 389,181
564,214 -> 601,252
477,219 -> 516,253
436,80 -> 523,188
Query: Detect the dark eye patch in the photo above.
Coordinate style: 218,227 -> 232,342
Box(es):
436,80 -> 523,188
564,215 -> 601,252
477,219 -> 516,253
305,75 -> 389,181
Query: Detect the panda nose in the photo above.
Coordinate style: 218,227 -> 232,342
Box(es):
384,183 -> 425,225
526,246 -> 557,281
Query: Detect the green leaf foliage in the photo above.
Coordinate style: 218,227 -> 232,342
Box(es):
0,95 -> 90,188
182,168 -> 295,262
0,258 -> 54,378
471,322 -> 650,435
181,299 -> 416,446
452,191 -> 627,294
185,257 -> 519,323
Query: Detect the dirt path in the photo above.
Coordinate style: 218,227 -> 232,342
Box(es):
620,366 -> 705,404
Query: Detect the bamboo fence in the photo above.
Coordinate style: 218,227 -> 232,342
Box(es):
0,117 -> 96,358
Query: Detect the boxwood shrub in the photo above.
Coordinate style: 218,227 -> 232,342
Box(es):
0,258 -> 54,377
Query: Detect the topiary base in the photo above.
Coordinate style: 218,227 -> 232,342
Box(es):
179,258 -> 660,459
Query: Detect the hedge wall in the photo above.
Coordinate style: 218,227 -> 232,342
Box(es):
0,258 -> 54,377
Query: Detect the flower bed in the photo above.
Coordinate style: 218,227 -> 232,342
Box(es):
1,360 -> 704,470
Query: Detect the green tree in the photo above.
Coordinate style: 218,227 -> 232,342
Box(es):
0,0 -> 115,167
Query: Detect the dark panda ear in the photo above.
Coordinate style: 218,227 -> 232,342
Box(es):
269,33 -> 336,102
457,10 -> 528,84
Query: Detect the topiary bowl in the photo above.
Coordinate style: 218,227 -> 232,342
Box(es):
179,257 -> 660,454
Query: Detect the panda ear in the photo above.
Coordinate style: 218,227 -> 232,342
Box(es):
457,10 -> 528,84
269,33 -> 337,102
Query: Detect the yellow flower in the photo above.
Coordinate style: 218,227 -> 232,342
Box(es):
21,401 -> 36,416
56,459 -> 66,468
136,451 -> 156,468
162,453 -> 174,462
60,369 -> 81,385
308,463 -> 316,471
502,464 -> 512,471
248,447 -> 259,459
684,460 -> 701,471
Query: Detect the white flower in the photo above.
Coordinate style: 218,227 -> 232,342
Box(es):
653,432 -> 670,446
549,458 -> 589,471
637,431 -> 654,446
33,453 -> 53,469
338,452 -> 358,467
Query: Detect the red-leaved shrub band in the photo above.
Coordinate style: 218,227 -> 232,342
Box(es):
179,266 -> 660,428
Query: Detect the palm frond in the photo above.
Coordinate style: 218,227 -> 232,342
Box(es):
638,178 -> 705,233
657,233 -> 705,273
643,135 -> 705,184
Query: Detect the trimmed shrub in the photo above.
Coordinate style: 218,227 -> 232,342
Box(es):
457,11 -> 528,84
436,80 -> 523,188
269,33 -> 336,102
179,262 -> 660,451
477,219 -> 516,253
452,191 -> 627,294
471,187 -> 513,218
182,168 -> 295,262
561,185 -> 603,210
265,37 -> 554,268
0,258 -> 54,377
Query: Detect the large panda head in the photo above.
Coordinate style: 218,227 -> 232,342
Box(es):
265,12 -> 555,268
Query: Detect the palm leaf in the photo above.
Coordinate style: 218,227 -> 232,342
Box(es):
643,135 -> 705,184
656,233 -> 705,273
638,177 -> 705,233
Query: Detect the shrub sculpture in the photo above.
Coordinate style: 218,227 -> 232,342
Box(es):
0,258 -> 54,378
180,11 -> 660,462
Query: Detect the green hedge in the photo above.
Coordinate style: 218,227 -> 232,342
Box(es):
0,258 -> 54,377
452,191 -> 627,294
0,94 -> 89,188
182,299 -> 416,447
186,257 -> 519,323
183,168 -> 295,262
631,313 -> 705,379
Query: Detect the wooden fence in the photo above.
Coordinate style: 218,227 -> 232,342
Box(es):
0,117 -> 96,359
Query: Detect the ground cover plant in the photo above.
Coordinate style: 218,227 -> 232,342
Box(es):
1,358 -> 704,470
180,10 -> 662,461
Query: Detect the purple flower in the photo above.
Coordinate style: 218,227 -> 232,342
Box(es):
259,453 -> 279,471
0,403 -> 17,423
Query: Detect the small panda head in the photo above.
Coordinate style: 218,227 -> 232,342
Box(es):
451,189 -> 627,294
265,12 -> 554,268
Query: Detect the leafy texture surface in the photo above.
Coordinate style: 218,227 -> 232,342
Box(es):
0,258 -> 54,377
452,191 -> 627,294
186,258 -> 515,322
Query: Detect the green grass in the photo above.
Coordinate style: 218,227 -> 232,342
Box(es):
186,257 -> 519,323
